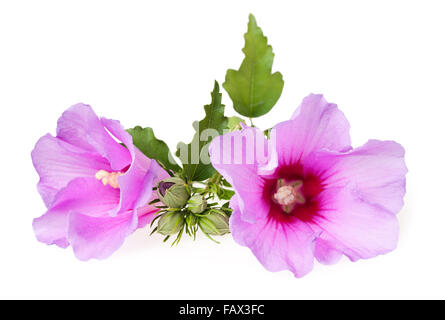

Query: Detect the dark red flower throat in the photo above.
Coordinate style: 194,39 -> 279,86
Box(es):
263,164 -> 324,223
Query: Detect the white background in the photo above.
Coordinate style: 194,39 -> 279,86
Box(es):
0,0 -> 444,299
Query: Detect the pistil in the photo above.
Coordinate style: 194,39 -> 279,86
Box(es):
273,179 -> 305,213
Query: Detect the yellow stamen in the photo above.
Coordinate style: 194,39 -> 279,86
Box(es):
95,169 -> 123,189
273,180 -> 305,206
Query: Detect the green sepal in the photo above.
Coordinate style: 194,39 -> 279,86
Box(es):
157,211 -> 185,236
198,210 -> 230,236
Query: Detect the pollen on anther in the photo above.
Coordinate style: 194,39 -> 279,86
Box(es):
95,169 -> 123,189
273,181 -> 306,208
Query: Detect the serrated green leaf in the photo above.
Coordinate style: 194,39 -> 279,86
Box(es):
176,81 -> 228,181
223,14 -> 284,118
127,126 -> 180,172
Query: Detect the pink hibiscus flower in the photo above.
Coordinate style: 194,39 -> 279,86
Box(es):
210,94 -> 407,277
32,104 -> 168,260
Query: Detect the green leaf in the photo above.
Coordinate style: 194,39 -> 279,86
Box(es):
223,14 -> 284,118
222,178 -> 232,188
176,81 -> 228,182
217,188 -> 235,200
227,116 -> 245,131
127,126 -> 181,172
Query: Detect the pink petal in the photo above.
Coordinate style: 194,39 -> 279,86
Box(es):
230,196 -> 316,277
312,185 -> 399,261
272,94 -> 351,167
135,205 -> 160,229
56,103 -> 131,171
307,140 -> 406,261
31,134 -> 111,207
32,210 -> 70,249
101,118 -> 168,215
68,210 -> 138,261
313,236 -> 343,265
33,178 -> 120,247
132,161 -> 169,210
209,127 -> 271,222
309,140 -> 407,214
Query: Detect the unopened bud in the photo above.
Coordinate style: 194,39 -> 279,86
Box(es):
198,211 -> 230,236
187,195 -> 207,214
157,177 -> 189,208
157,212 -> 185,235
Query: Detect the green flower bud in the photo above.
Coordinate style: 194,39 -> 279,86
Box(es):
187,195 -> 207,214
198,211 -> 230,236
157,212 -> 185,235
157,177 -> 189,208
